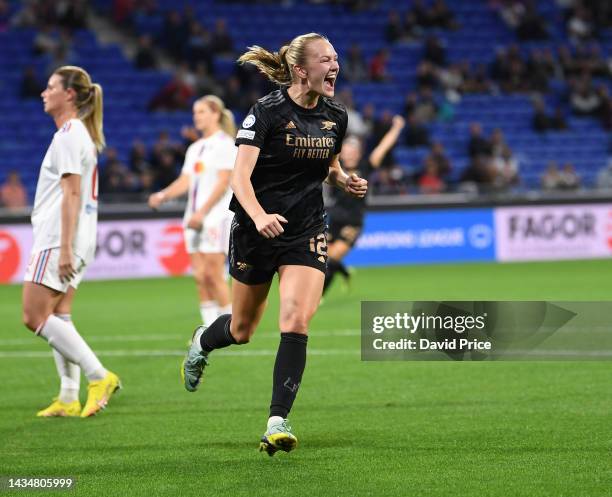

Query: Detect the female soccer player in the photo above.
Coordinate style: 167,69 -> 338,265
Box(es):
148,95 -> 237,325
22,66 -> 120,418
181,33 -> 367,455
324,115 -> 406,294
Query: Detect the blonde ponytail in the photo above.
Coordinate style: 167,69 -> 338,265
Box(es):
54,65 -> 106,152
237,33 -> 327,86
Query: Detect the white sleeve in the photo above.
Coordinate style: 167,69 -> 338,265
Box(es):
214,140 -> 237,170
52,131 -> 83,176
181,144 -> 196,175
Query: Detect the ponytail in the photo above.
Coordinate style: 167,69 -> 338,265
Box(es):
237,33 -> 327,86
54,65 -> 106,152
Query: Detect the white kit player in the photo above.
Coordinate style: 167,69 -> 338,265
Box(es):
149,95 -> 237,326
22,66 -> 121,418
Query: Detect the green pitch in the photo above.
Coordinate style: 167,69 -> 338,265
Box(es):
0,260 -> 610,497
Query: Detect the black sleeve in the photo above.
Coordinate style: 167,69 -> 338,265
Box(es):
334,108 -> 349,155
235,102 -> 273,149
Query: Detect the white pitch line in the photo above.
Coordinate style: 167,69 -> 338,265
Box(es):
0,329 -> 361,346
0,348 -> 359,359
0,349 -> 611,359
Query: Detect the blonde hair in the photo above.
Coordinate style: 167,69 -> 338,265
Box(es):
237,32 -> 328,85
197,95 -> 237,138
54,65 -> 105,152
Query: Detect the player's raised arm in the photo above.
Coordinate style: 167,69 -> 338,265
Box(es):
231,144 -> 288,238
369,114 -> 405,169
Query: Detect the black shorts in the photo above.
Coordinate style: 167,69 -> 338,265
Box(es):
328,218 -> 363,248
229,218 -> 328,285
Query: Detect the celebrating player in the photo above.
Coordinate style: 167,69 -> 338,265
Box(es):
324,115 -> 406,294
181,33 -> 367,455
22,66 -> 120,418
149,96 -> 237,325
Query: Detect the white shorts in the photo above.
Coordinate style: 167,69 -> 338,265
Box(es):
184,215 -> 232,255
24,247 -> 86,293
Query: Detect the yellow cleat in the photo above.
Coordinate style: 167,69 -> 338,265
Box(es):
36,398 -> 81,418
80,371 -> 121,418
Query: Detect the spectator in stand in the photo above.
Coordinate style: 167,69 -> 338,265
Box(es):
194,62 -> 223,97
100,149 -> 135,198
460,155 -> 495,191
541,161 -> 562,190
370,165 -> 408,195
416,61 -> 438,90
418,157 -> 446,194
162,10 -> 188,61
223,76 -> 250,114
337,89 -> 370,139
148,67 -> 196,111
405,114 -> 430,147
414,87 -> 438,123
516,2 -> 548,40
385,10 -> 403,43
150,130 -> 183,169
185,22 -> 213,71
429,0 -> 458,30
55,0 -> 88,30
490,128 -> 506,158
20,66 -> 43,99
596,160 -> 612,189
342,44 -> 368,83
533,100 -> 568,132
559,163 -> 580,190
411,0 -> 430,27
155,151 -> 180,189
402,12 -> 422,41
427,142 -> 451,177
369,48 -> 390,82
462,62 -> 493,94
492,146 -> 520,189
129,140 -> 151,173
570,79 -> 601,116
423,36 -> 446,67
468,122 -> 492,158
600,94 -> 612,130
438,63 -> 463,101
211,18 -> 234,56
134,35 -> 157,70
0,171 -> 28,210
567,5 -> 595,43
33,24 -> 60,56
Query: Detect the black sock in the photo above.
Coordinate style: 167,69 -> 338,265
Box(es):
323,258 -> 341,294
269,332 -> 308,418
337,261 -> 350,279
199,314 -> 236,352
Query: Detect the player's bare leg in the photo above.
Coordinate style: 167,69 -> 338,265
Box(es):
260,265 -> 324,456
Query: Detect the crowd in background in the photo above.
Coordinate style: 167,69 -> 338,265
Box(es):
4,0 -> 612,206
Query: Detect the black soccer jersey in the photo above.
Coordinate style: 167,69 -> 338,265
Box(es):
232,86 -> 348,243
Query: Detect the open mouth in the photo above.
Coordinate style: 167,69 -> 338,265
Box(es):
324,74 -> 336,91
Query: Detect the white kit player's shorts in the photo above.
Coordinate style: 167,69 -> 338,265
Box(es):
24,247 -> 87,292
184,214 -> 232,255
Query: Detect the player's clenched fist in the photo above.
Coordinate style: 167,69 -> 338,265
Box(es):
345,173 -> 368,198
253,212 -> 288,239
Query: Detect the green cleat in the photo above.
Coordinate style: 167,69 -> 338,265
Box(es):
259,418 -> 298,456
181,326 -> 209,392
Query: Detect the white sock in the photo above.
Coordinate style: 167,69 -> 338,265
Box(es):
37,314 -> 107,382
52,314 -> 81,403
267,416 -> 285,429
199,300 -> 219,327
218,303 -> 232,316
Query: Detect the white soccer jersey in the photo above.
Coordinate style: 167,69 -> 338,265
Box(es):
31,118 -> 98,264
181,130 -> 236,225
